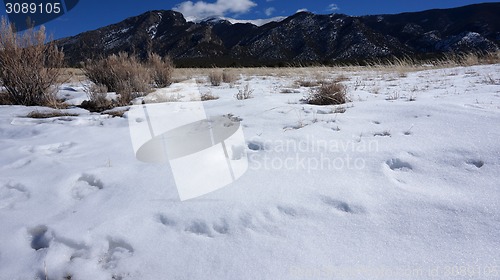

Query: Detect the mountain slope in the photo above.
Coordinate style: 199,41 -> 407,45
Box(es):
56,3 -> 500,66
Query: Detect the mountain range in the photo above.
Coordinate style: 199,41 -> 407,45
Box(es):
56,3 -> 500,67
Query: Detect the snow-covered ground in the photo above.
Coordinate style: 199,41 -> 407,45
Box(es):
1,65 -> 499,279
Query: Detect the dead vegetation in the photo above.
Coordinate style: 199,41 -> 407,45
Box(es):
81,52 -> 174,110
305,81 -> 349,105
0,18 -> 65,107
27,110 -> 78,118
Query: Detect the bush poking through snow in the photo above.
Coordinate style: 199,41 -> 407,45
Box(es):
148,53 -> 174,88
82,52 -> 152,105
209,71 -> 223,86
235,84 -> 254,100
306,81 -> 349,105
82,83 -> 114,112
0,18 -> 65,107
200,92 -> 219,101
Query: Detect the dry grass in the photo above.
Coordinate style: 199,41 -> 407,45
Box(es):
149,53 -> 174,88
222,69 -> 238,83
0,18 -> 65,107
208,70 -> 223,86
60,68 -> 86,83
296,79 -> 321,87
27,110 -> 78,118
82,83 -> 113,112
306,81 -> 349,105
82,52 -> 152,105
200,92 -> 219,101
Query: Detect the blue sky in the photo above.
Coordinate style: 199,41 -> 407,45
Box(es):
1,0 -> 498,39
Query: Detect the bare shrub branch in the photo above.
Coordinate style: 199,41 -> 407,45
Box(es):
235,84 -> 254,100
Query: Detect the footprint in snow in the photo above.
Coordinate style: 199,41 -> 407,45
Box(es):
185,220 -> 213,237
22,142 -> 75,156
385,158 -> 413,171
101,237 -> 134,270
71,174 -> 104,200
0,182 -> 30,209
466,159 -> 484,169
28,225 -> 52,251
321,196 -> 365,214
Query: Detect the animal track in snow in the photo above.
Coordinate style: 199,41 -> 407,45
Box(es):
247,140 -> 265,151
386,158 -> 413,171
101,238 -> 134,269
276,205 -> 298,217
466,159 -> 484,168
212,218 -> 230,235
321,196 -> 365,214
0,182 -> 30,209
28,225 -> 52,251
185,220 -> 213,237
72,174 -> 104,200
158,214 -> 176,227
22,142 -> 75,156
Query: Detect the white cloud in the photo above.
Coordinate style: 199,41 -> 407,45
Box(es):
327,3 -> 339,12
264,7 -> 275,16
296,8 -> 308,13
173,0 -> 257,20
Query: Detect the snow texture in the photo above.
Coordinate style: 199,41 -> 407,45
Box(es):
0,65 -> 499,279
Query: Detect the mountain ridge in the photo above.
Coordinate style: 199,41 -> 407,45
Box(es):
56,3 -> 500,67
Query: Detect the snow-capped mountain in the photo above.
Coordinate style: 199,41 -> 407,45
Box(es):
192,15 -> 286,26
56,3 -> 500,66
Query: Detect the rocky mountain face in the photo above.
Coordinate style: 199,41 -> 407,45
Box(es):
56,3 -> 500,67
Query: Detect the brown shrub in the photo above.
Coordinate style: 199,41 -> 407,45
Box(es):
208,71 -> 223,86
82,52 -> 152,105
306,81 -> 349,105
148,53 -> 174,88
0,18 -> 65,107
82,83 -> 113,112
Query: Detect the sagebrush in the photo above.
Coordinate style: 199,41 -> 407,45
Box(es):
82,52 -> 175,106
306,81 -> 349,105
0,18 -> 65,106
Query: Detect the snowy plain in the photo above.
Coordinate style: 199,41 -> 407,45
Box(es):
0,64 -> 500,279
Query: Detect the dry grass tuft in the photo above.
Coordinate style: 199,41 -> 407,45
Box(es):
27,110 -> 78,118
306,81 -> 349,105
200,92 -> 219,101
82,83 -> 114,112
209,70 -> 223,86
